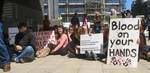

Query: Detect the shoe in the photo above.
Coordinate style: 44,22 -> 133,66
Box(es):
36,47 -> 50,58
10,58 -> 16,62
85,50 -> 92,60
3,64 -> 11,72
19,58 -> 30,63
90,51 -> 97,61
147,59 -> 150,62
68,53 -> 76,58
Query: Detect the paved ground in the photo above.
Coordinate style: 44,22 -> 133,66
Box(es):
1,38 -> 150,73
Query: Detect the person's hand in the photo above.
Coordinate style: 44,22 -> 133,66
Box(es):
50,50 -> 56,54
137,38 -> 140,44
76,45 -> 80,49
15,45 -> 22,51
7,38 -> 11,41
68,32 -> 71,37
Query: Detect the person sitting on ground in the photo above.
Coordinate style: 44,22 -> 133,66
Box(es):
88,27 -> 94,34
39,28 -> 44,31
68,25 -> 75,42
36,25 -> 69,57
11,22 -> 36,63
63,27 -> 69,34
68,26 -> 86,58
85,26 -> 109,60
28,27 -> 34,32
82,14 -> 88,34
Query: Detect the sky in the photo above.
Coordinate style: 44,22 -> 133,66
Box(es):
126,0 -> 134,10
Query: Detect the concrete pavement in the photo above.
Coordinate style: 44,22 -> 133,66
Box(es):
1,38 -> 150,73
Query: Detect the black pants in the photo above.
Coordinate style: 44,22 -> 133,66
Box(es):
48,43 -> 69,56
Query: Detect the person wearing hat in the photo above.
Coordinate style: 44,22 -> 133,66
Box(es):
0,0 -> 11,72
11,22 -> 36,63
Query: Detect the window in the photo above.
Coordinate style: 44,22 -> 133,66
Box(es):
44,0 -> 47,4
68,0 -> 84,3
59,0 -> 66,3
106,0 -> 119,3
69,6 -> 84,13
44,8 -> 48,14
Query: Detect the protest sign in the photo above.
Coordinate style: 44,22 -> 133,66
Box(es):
106,18 -> 140,68
80,34 -> 103,54
32,31 -> 56,51
8,27 -> 18,44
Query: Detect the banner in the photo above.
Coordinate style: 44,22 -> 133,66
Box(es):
80,34 -> 103,54
32,31 -> 56,51
8,27 -> 18,45
107,18 -> 140,68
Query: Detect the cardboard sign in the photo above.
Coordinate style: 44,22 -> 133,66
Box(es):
107,18 -> 140,68
80,34 -> 103,54
32,31 -> 56,51
8,27 -> 18,45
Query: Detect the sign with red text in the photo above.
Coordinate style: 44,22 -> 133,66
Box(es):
107,18 -> 140,68
32,31 -> 56,51
80,34 -> 103,54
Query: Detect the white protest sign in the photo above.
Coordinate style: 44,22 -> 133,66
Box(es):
32,31 -> 56,51
8,27 -> 18,44
107,18 -> 140,68
62,22 -> 71,28
80,34 -> 103,54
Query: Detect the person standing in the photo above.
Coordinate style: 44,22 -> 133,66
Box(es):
93,12 -> 101,33
82,14 -> 88,34
43,16 -> 50,31
147,15 -> 150,40
0,0 -> 11,72
11,22 -> 36,63
71,12 -> 80,28
126,10 -> 132,18
109,9 -> 118,23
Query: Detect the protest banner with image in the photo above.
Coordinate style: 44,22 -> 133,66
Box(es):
32,31 -> 56,51
80,34 -> 103,54
107,18 -> 140,68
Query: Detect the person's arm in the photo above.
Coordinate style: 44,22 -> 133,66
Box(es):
53,34 -> 67,51
29,34 -> 36,49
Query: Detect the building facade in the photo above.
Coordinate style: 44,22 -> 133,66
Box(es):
2,0 -> 44,32
44,0 -> 59,19
44,0 -> 126,22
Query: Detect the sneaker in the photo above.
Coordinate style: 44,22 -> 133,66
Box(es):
19,58 -> 30,63
90,51 -> 97,61
85,50 -> 92,60
3,64 -> 11,72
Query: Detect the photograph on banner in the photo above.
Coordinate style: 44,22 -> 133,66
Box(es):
107,18 -> 140,68
32,31 -> 56,51
8,27 -> 18,45
80,34 -> 103,54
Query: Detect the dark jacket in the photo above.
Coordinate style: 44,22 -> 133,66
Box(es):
15,29 -> 36,53
71,17 -> 80,27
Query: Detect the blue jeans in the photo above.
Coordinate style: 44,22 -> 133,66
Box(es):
0,22 -> 10,65
13,46 -> 35,62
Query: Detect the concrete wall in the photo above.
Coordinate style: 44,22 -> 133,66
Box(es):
2,0 -> 43,33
